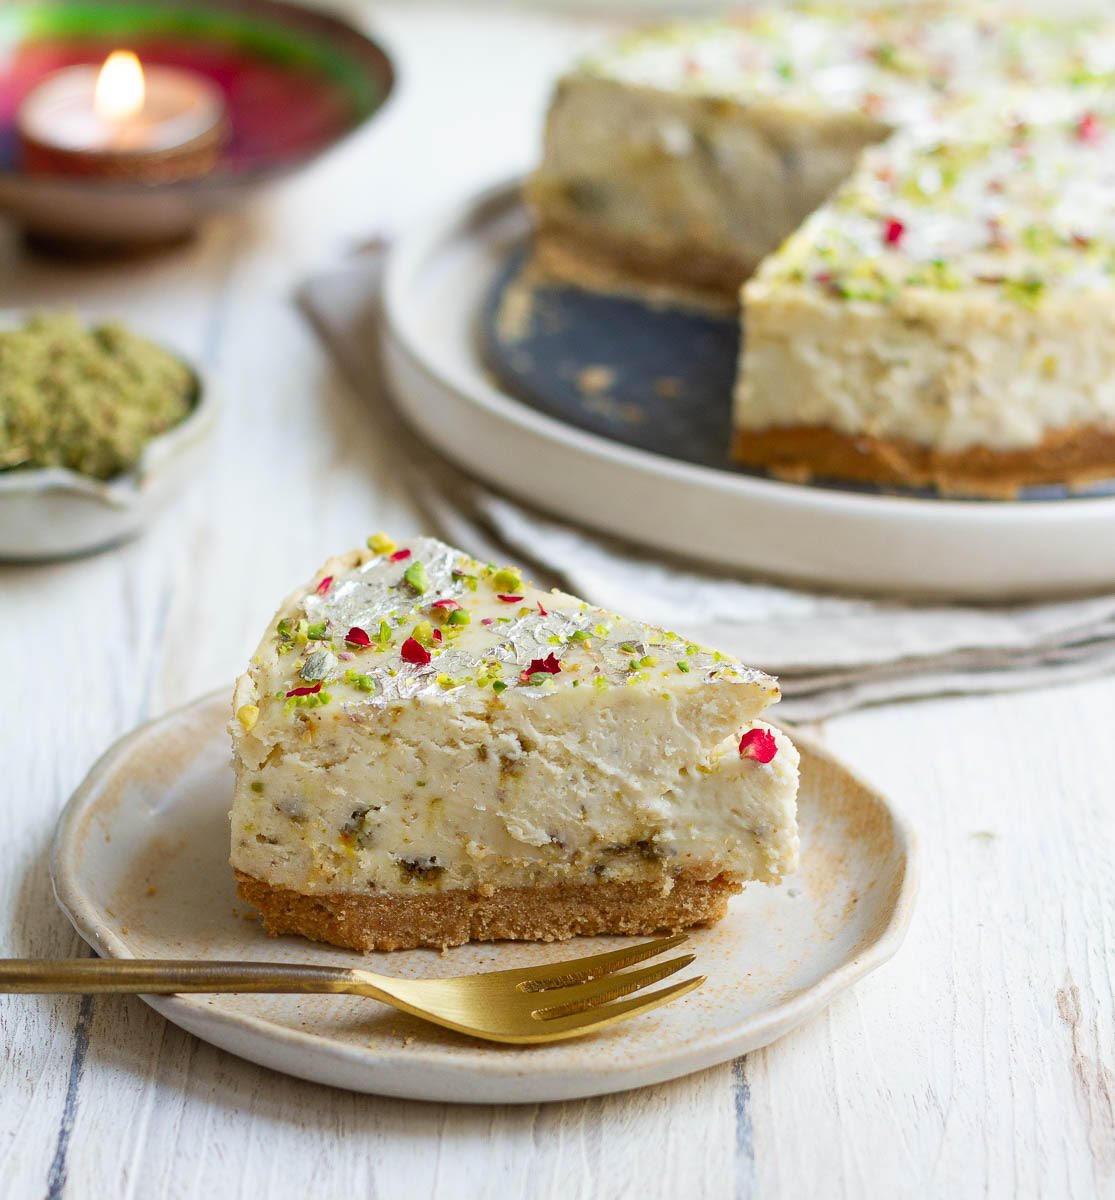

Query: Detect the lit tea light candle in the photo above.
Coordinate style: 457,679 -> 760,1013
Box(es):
17,51 -> 227,184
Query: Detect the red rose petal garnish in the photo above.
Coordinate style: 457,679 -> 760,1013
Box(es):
286,682 -> 323,698
1072,232 -> 1093,248
1078,112 -> 1102,144
389,549 -> 411,562
345,626 -> 371,648
432,628 -> 443,642
883,218 -> 905,247
431,598 -> 462,611
481,618 -> 494,626
537,600 -> 548,616
739,728 -> 778,763
400,637 -> 431,666
497,594 -> 524,603
521,653 -> 561,683
316,575 -> 333,596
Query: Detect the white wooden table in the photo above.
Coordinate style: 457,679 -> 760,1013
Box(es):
2,5 -> 1113,1197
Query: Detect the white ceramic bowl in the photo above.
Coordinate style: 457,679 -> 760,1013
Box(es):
0,316 -> 217,561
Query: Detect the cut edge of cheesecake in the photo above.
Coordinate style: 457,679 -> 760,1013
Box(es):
530,216 -> 753,310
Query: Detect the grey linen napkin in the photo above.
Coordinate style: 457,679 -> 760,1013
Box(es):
298,252 -> 1115,720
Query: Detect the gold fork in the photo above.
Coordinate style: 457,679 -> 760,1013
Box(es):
0,934 -> 702,1044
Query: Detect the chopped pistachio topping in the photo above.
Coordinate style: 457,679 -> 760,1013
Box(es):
403,561 -> 430,594
344,669 -> 376,692
490,566 -> 522,592
237,704 -> 259,731
367,532 -> 396,555
285,690 -> 332,712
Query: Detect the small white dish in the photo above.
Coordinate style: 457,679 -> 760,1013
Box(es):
381,179 -> 1115,600
0,313 -> 216,561
51,690 -> 917,1104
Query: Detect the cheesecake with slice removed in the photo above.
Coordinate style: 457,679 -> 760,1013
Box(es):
230,535 -> 799,951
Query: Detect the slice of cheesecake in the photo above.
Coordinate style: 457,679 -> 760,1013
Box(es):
230,535 -> 799,951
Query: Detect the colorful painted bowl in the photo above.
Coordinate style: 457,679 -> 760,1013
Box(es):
0,0 -> 395,246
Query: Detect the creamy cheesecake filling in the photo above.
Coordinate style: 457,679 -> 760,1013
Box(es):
230,537 -> 799,918
232,722 -> 798,895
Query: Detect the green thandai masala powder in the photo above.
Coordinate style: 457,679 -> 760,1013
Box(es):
0,313 -> 196,480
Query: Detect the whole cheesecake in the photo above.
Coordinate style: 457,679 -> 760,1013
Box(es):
230,536 -> 799,952
527,5 -> 1115,495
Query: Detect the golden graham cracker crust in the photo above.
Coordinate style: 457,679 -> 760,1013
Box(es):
731,423 -> 1115,498
236,871 -> 742,952
533,219 -> 753,309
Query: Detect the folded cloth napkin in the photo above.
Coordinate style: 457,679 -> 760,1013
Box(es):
298,251 -> 1115,720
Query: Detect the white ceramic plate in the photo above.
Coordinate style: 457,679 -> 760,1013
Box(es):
381,180 -> 1115,601
51,691 -> 916,1104
0,311 -> 217,561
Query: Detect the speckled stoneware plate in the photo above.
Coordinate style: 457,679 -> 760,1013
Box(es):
0,310 -> 216,560
50,690 -> 916,1104
381,179 -> 1115,600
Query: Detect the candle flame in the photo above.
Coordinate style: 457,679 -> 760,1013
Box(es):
94,51 -> 145,121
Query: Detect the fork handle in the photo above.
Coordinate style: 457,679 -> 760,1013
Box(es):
0,959 -> 359,995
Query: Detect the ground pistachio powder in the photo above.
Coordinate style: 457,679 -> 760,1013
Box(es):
0,312 -> 196,480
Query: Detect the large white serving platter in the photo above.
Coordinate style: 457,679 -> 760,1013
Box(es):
51,692 -> 915,1104
381,180 -> 1115,600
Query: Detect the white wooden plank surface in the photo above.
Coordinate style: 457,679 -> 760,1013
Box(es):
1,5 -> 1113,1198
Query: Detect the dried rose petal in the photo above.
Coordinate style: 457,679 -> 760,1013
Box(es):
497,594 -> 524,603
389,549 -> 412,562
521,653 -> 561,683
1078,112 -> 1102,144
537,600 -> 548,616
883,218 -> 905,247
431,598 -> 462,611
286,683 -> 322,698
739,728 -> 778,763
345,626 -> 371,648
400,637 -> 431,666
481,618 -> 494,626
316,575 -> 334,596
432,628 -> 443,642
